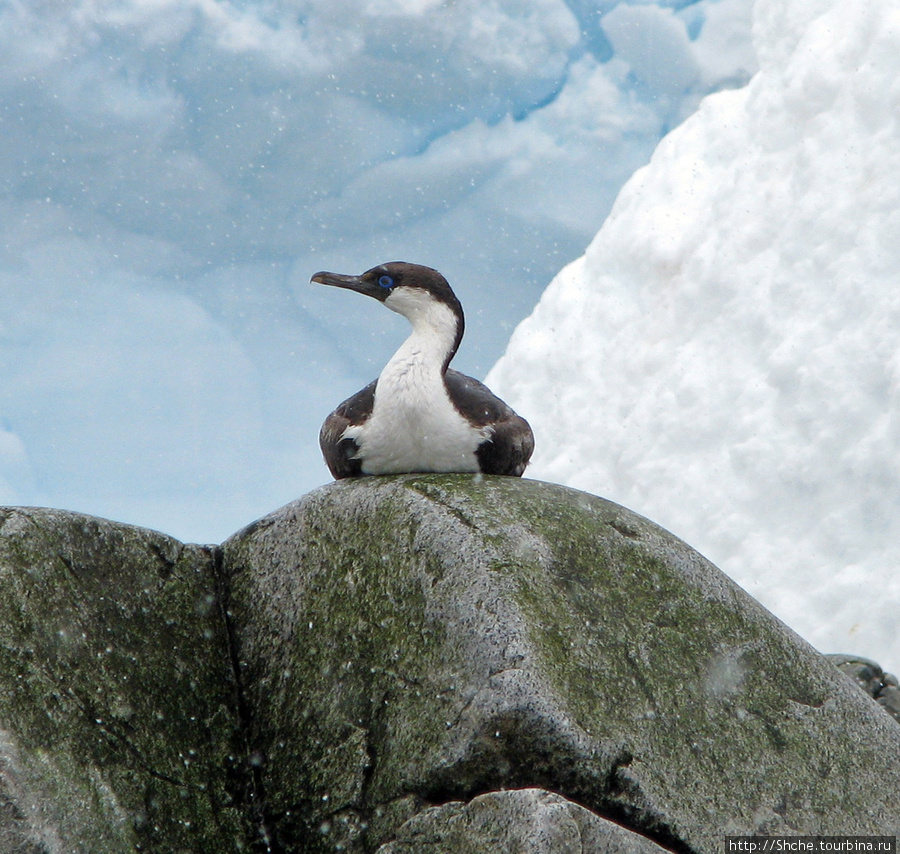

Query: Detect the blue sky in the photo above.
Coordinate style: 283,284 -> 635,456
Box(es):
0,0 -> 754,541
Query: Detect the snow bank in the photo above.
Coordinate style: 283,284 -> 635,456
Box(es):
489,0 -> 900,665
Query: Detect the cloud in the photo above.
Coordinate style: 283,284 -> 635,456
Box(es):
0,0 -> 756,540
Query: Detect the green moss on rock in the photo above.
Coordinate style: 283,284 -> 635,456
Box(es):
376,788 -> 670,854
3,475 -> 899,853
0,508 -> 245,852
224,475 -> 900,853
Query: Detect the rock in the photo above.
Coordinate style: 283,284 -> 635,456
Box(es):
827,653 -> 900,723
223,475 -> 900,853
878,685 -> 900,720
375,788 -> 670,854
3,478 -> 899,852
828,653 -> 887,696
0,507 -> 247,852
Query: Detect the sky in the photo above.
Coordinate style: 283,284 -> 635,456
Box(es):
490,0 -> 900,667
0,0 -> 756,542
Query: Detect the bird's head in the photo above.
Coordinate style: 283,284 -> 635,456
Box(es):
312,261 -> 465,365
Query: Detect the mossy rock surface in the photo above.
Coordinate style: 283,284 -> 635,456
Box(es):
2,477 -> 900,853
375,788 -> 671,853
0,507 -> 246,852
223,475 -> 900,852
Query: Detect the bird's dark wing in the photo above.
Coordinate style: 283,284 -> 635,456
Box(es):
444,370 -> 535,477
319,380 -> 377,479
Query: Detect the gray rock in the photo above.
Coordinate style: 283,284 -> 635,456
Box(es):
3,477 -> 899,852
828,653 -> 887,696
375,788 -> 670,854
878,685 -> 900,719
0,507 -> 246,853
827,653 -> 900,722
223,475 -> 900,853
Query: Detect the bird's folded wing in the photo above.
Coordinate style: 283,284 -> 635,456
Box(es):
444,370 -> 534,476
319,380 -> 377,479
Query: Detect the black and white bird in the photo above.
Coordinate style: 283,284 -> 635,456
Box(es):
313,261 -> 534,480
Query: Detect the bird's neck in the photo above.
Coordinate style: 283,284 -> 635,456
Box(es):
382,295 -> 462,381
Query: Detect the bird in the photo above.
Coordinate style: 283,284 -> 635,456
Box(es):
313,261 -> 534,480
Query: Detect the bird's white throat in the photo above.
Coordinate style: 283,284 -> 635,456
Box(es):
383,287 -> 459,359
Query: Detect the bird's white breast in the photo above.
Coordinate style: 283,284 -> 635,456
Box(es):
341,296 -> 489,474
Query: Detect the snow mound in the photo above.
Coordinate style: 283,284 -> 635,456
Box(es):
488,0 -> 900,665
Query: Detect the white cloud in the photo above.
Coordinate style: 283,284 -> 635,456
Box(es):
602,4 -> 700,98
0,0 -> 756,541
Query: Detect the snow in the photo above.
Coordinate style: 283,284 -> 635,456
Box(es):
0,0 -> 754,542
489,0 -> 900,666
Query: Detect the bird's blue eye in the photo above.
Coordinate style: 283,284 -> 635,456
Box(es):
378,275 -> 394,289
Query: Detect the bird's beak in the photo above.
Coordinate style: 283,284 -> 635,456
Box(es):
311,271 -> 387,301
